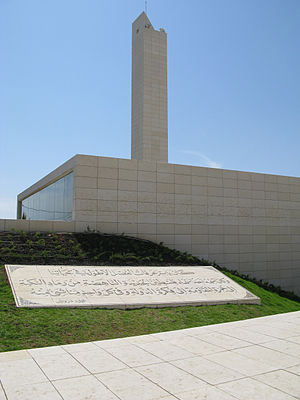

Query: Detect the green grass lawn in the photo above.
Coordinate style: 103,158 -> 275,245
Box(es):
1,265 -> 299,352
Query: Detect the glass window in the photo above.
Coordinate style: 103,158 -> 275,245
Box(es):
21,172 -> 73,221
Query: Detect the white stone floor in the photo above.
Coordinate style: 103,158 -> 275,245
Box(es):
1,312 -> 300,400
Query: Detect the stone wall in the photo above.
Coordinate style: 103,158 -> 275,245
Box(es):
0,219 -> 76,233
14,153 -> 300,295
74,155 -> 300,295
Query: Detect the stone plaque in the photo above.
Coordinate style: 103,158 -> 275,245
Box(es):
5,265 -> 260,309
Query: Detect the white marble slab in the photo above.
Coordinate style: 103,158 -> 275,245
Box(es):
5,264 -> 260,308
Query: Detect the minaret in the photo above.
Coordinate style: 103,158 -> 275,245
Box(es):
131,12 -> 168,162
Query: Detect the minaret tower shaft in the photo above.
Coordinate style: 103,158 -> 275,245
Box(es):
131,12 -> 168,162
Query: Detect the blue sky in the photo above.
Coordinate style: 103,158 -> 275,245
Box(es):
1,0 -> 299,218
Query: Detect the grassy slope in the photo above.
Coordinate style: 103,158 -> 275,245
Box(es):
1,265 -> 300,352
0,232 -> 203,266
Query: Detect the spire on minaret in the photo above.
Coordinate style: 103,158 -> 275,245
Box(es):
132,11 -> 153,32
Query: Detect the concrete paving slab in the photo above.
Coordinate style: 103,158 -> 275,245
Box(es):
241,323 -> 300,339
0,359 -> 48,391
33,353 -> 90,381
286,364 -> 300,376
71,348 -> 127,374
205,350 -> 276,376
192,331 -> 251,350
262,338 -> 300,357
3,382 -> 62,400
0,386 -> 5,400
233,345 -> 299,369
135,341 -> 195,361
28,346 -> 67,358
103,343 -> 162,367
176,386 -> 239,400
61,342 -> 99,354
96,368 -> 170,400
218,377 -> 297,400
171,355 -> 245,385
0,350 -> 31,363
168,335 -> 225,355
204,326 -> 274,344
287,335 -> 300,345
53,375 -> 119,400
254,370 -> 300,398
135,362 -> 207,396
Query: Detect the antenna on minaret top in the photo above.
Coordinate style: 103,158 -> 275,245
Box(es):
145,0 -> 148,14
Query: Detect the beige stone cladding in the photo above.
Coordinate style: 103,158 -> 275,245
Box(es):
0,219 -> 75,233
73,154 -> 300,295
14,153 -> 300,295
131,12 -> 168,162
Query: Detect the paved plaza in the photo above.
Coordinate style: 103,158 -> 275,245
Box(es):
1,311 -> 300,399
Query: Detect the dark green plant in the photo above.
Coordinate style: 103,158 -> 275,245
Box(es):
36,239 -> 46,247
0,247 -> 10,254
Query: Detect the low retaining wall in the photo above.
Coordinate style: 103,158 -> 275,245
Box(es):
0,219 -> 77,233
1,217 -> 300,297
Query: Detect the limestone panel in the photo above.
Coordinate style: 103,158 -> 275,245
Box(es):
75,211 -> 98,222
119,169 -> 138,181
138,191 -> 157,203
52,221 -> 75,232
75,199 -> 97,211
98,157 -> 118,169
175,184 -> 191,195
98,178 -> 118,189
118,180 -> 137,192
98,167 -> 118,180
138,171 -> 156,182
98,189 -> 118,201
138,223 -> 156,234
76,177 -> 98,189
98,200 -> 117,212
157,173 -> 174,183
75,165 -> 97,178
28,220 -> 54,232
96,222 -> 118,233
138,213 -> 156,224
75,188 -> 98,200
138,160 -> 157,172
118,158 -> 138,170
77,154 -> 98,166
118,191 -> 138,202
118,201 -> 138,213
138,202 -> 156,213
138,181 -> 156,192
157,162 -> 174,173
75,221 -> 96,232
118,223 -> 138,234
157,183 -> 174,194
118,212 -> 138,223
96,212 -> 117,223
